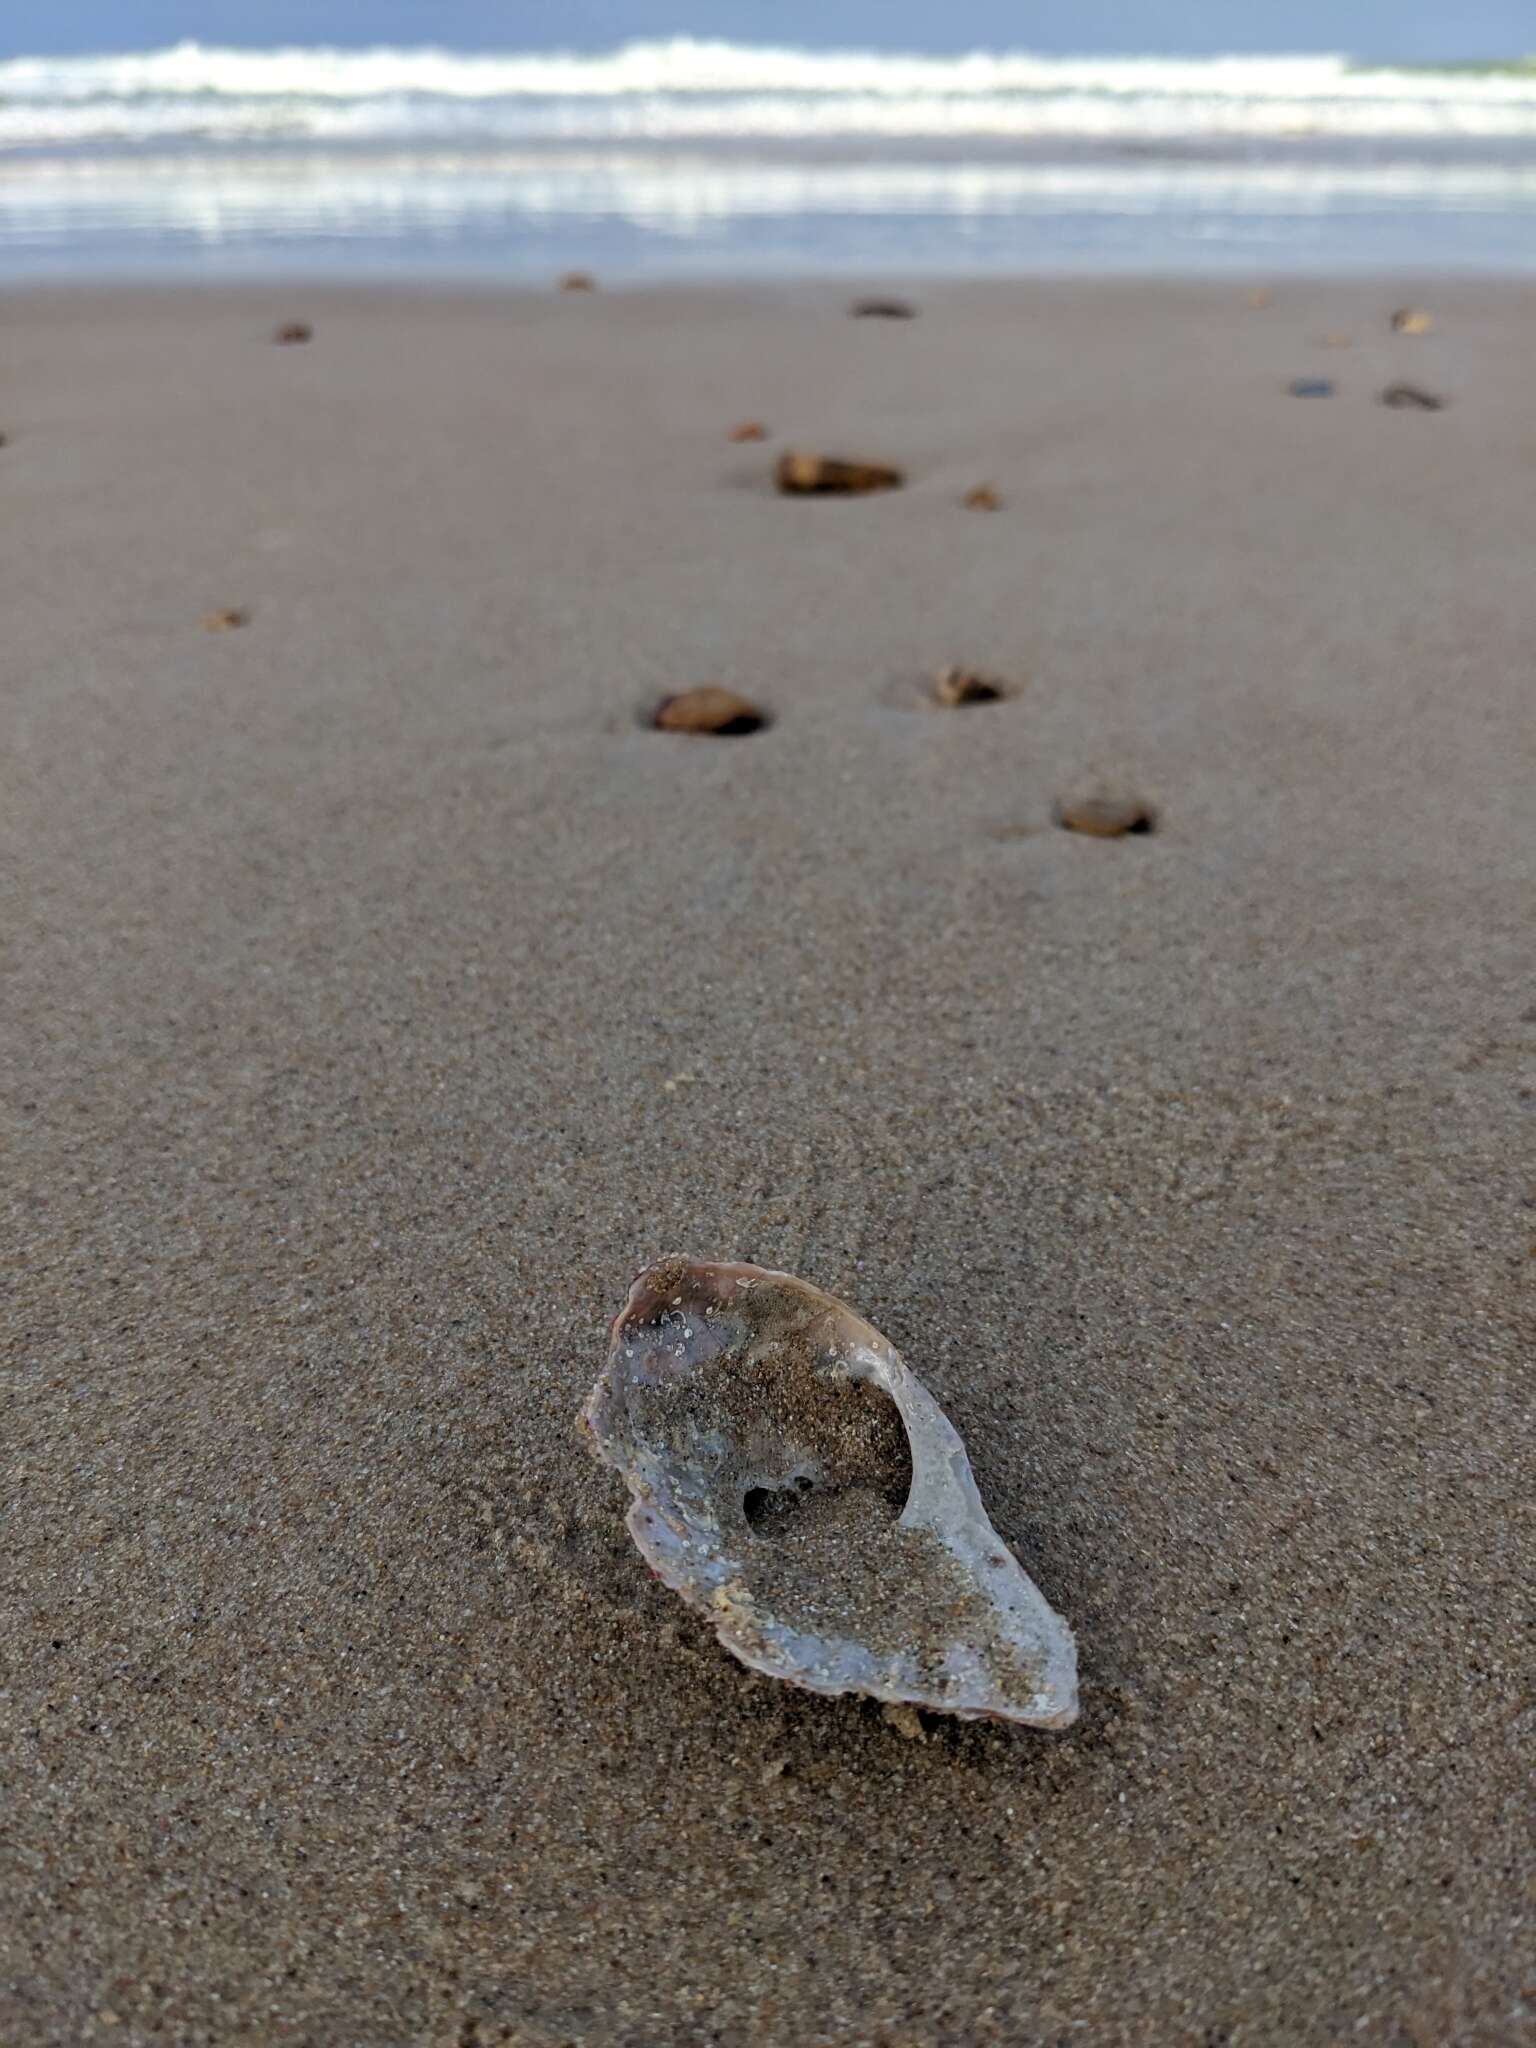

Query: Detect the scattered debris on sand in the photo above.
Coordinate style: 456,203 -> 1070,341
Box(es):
932,666 -> 1010,707
1054,794 -> 1158,838
1379,384 -> 1446,411
776,451 -> 905,495
653,687 -> 768,736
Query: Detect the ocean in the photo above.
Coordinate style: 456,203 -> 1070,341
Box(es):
4,39 -> 1536,278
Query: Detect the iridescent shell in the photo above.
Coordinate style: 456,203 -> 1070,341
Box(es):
581,1258 -> 1078,1729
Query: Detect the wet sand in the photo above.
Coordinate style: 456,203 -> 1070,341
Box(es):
1,282 -> 1532,2046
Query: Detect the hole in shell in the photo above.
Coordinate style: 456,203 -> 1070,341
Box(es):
743,1483 -> 804,1533
739,1383 -> 913,1547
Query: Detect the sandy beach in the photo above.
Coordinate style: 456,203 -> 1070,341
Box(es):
2,281 -> 1532,2046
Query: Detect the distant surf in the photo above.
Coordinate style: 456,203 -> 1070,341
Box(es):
4,39 -> 1536,146
4,40 -> 1536,278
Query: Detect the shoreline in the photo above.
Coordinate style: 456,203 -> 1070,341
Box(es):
7,269 -> 1536,308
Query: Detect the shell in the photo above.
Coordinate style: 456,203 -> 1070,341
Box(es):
933,666 -> 1009,707
775,452 -> 905,495
581,1258 -> 1078,1729
1054,793 -> 1157,838
652,688 -> 767,736
1379,384 -> 1446,411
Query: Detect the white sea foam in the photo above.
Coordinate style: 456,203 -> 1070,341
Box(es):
7,148 -> 1534,226
2,39 -> 1535,146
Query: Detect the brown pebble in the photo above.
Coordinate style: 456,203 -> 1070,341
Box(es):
1390,307 -> 1432,334
653,687 -> 767,736
729,421 -> 770,442
1379,383 -> 1446,411
962,484 -> 1002,511
851,298 -> 917,319
560,271 -> 596,292
1054,795 -> 1157,838
202,607 -> 251,632
776,451 -> 905,496
933,666 -> 1009,707
272,322 -> 312,345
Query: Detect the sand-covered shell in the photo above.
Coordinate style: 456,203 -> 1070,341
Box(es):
581,1258 -> 1078,1729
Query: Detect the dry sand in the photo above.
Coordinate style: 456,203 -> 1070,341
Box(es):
1,282 -> 1532,2047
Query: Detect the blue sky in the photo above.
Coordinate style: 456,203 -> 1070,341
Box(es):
4,2 -> 1529,61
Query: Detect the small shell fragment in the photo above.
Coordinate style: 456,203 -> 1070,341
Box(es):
962,484 -> 1002,511
1055,794 -> 1157,838
581,1258 -> 1079,1729
1379,383 -> 1446,411
776,452 -> 905,496
1391,307 -> 1432,334
933,666 -> 1009,707
653,687 -> 767,736
729,421 -> 770,442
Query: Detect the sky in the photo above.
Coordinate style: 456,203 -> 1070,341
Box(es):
3,1 -> 1529,61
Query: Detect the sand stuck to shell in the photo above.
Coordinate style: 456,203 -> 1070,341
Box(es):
581,1258 -> 1078,1729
